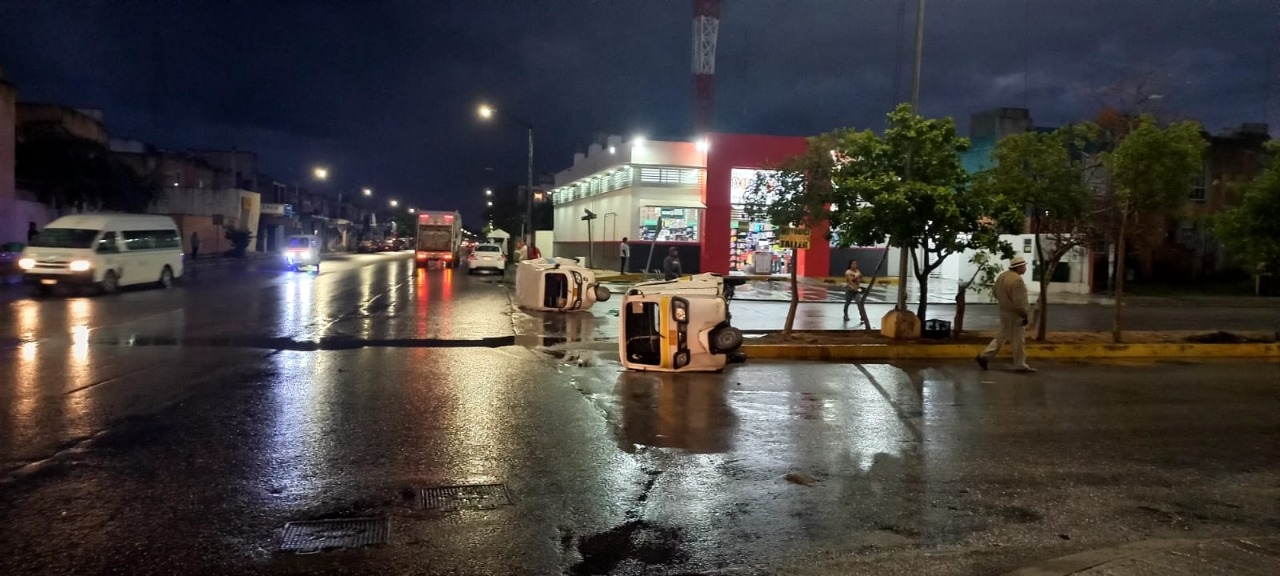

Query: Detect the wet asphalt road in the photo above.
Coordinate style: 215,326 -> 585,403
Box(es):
1,253 -> 1278,576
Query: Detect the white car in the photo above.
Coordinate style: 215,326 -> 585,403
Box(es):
468,243 -> 506,274
514,257 -> 611,312
619,273 -> 745,372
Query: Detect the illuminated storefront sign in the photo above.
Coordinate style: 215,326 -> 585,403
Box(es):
729,168 -> 784,206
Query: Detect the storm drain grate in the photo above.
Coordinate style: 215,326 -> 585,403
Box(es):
279,517 -> 390,553
418,483 -> 512,511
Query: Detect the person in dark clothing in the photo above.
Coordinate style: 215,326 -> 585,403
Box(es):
190,231 -> 201,260
27,222 -> 38,244
662,247 -> 682,280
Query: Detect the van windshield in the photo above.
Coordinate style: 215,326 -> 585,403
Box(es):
29,228 -> 99,249
287,237 -> 313,249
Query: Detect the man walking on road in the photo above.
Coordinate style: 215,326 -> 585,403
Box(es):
977,256 -> 1035,373
619,237 -> 630,273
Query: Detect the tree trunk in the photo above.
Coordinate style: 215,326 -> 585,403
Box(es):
1112,217 -> 1128,344
914,249 -> 931,320
783,255 -> 800,336
855,248 -> 893,330
1036,264 -> 1054,341
1033,229 -> 1052,342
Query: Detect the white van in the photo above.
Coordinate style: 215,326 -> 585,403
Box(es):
19,214 -> 185,295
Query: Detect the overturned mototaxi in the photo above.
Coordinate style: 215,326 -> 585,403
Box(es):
515,257 -> 612,312
619,273 -> 745,372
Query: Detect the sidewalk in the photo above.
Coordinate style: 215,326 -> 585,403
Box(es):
1004,536 -> 1280,576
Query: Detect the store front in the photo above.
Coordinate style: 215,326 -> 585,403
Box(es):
726,168 -> 795,276
702,134 -> 829,278
549,133 -> 831,278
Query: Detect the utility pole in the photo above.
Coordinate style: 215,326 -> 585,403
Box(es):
893,0 -> 926,314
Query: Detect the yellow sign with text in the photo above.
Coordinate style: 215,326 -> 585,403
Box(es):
777,227 -> 810,250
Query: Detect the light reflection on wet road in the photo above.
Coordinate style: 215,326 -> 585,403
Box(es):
0,253 -> 1278,576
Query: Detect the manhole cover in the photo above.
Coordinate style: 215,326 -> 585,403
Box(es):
279,517 -> 390,553
419,483 -> 512,511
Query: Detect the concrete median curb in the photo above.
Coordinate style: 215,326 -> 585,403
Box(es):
743,341 -> 1280,361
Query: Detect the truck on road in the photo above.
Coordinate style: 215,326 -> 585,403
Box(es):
414,211 -> 462,269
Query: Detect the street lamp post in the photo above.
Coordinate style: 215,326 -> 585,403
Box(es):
478,104 -> 536,254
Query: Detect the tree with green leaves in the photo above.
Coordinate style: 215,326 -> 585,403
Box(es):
1102,115 -> 1206,342
16,131 -> 158,212
829,104 -> 1021,322
972,124 -> 1101,340
1215,140 -> 1280,291
742,134 -> 838,335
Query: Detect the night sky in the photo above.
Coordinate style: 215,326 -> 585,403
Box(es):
2,0 -> 1275,223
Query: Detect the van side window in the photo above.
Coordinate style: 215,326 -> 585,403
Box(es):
120,229 -> 179,250
122,230 -> 155,251
154,230 -> 180,249
97,232 -> 120,254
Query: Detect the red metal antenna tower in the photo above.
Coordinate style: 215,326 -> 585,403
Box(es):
693,0 -> 720,134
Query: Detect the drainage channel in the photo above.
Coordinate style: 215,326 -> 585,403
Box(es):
277,482 -> 514,554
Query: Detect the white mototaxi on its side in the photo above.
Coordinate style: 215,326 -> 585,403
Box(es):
514,257 -> 611,312
619,273 -> 745,372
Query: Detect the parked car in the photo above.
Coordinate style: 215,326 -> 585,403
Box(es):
467,243 -> 506,274
618,273 -> 745,372
514,257 -> 611,312
357,240 -> 377,253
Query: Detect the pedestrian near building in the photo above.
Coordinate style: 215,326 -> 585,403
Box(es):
515,240 -> 528,262
190,231 -> 201,260
976,256 -> 1035,373
27,222 -> 38,244
842,259 -> 863,323
619,237 -> 630,273
663,247 -> 682,280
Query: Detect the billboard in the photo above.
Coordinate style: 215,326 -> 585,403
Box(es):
729,168 -> 784,206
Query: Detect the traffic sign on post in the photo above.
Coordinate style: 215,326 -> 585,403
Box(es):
777,227 -> 810,250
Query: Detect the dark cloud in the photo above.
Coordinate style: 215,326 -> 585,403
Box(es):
1,0 -> 1274,222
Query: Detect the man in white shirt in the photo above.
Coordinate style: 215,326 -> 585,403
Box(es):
619,237 -> 630,273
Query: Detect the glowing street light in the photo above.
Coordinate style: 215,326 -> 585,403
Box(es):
362,188 -> 372,196
485,189 -> 492,196
486,201 -> 493,207
475,101 -> 536,253
389,199 -> 398,207
407,208 -> 416,214
313,167 -> 328,180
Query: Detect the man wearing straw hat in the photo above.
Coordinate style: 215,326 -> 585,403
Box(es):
976,256 -> 1035,373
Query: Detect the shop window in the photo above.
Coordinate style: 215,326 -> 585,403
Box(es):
637,206 -> 701,242
639,167 -> 698,184
728,207 -> 797,275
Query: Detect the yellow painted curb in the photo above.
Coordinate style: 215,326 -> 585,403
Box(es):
742,342 -> 1280,361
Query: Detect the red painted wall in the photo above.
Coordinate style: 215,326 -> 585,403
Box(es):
701,133 -> 831,277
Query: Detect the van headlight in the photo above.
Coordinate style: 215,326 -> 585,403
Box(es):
69,260 -> 92,272
18,258 -> 35,270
